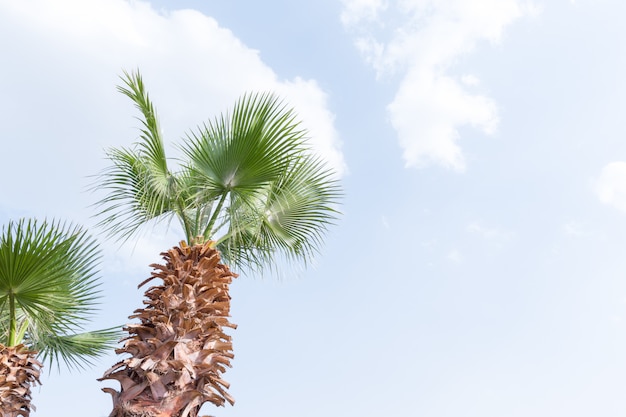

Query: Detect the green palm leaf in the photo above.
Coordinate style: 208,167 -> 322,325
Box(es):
33,328 -> 120,371
93,70 -> 183,242
94,146 -> 177,241
218,154 -> 341,271
0,218 -> 120,369
185,93 -> 305,194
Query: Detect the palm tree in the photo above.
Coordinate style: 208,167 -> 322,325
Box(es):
0,218 -> 119,417
94,71 -> 341,417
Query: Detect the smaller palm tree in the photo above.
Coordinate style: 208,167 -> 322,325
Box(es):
0,218 -> 119,417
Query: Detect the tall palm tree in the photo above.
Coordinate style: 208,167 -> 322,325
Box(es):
94,71 -> 341,417
0,218 -> 119,417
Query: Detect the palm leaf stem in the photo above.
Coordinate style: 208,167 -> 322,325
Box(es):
212,218 -> 230,244
175,196 -> 193,243
192,204 -> 205,240
15,319 -> 28,347
8,293 -> 16,346
213,213 -> 257,247
202,191 -> 229,241
214,232 -> 231,247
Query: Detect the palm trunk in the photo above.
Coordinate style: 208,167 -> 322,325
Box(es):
0,344 -> 42,417
100,241 -> 237,417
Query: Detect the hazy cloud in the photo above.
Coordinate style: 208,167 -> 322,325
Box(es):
562,221 -> 586,237
595,162 -> 626,213
341,0 -> 537,170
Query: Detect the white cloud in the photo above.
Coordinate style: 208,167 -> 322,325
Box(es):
340,0 -> 388,27
595,162 -> 626,213
0,0 -> 346,274
461,74 -> 481,87
275,78 -> 347,176
341,0 -> 537,170
389,71 -> 498,170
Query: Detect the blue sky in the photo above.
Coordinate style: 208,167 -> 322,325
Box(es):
2,0 -> 626,416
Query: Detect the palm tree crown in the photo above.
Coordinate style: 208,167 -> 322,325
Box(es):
94,70 -> 342,274
0,218 -> 118,368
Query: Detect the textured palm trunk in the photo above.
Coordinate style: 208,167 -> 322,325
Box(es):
0,344 -> 42,417
100,241 -> 237,417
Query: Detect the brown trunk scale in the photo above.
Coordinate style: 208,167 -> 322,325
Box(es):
100,241 -> 237,417
0,344 -> 42,417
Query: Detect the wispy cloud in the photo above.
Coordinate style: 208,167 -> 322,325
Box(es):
341,0 -> 538,171
447,248 -> 463,263
381,215 -> 390,229
467,221 -> 513,242
595,161 -> 626,213
562,221 -> 586,237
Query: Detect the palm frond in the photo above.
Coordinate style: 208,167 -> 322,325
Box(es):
182,92 -> 312,240
93,146 -> 176,241
218,155 -> 342,272
183,94 -> 303,191
92,71 -> 182,242
0,219 -> 101,338
117,70 -> 169,179
257,156 -> 341,257
0,218 -> 118,370
33,327 -> 122,371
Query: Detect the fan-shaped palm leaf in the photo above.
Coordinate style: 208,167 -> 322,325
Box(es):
217,154 -> 341,271
0,218 -> 118,366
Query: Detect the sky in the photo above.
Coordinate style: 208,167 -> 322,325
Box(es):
2,0 -> 626,416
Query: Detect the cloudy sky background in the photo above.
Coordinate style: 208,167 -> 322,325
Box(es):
2,0 -> 626,416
